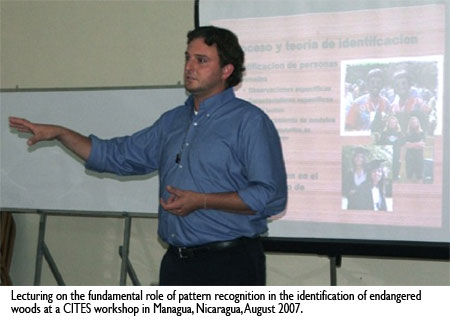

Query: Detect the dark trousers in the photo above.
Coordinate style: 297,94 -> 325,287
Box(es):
159,237 -> 266,286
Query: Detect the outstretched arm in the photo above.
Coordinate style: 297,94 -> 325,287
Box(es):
9,117 -> 92,161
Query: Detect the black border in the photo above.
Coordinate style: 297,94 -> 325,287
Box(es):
262,237 -> 450,260
194,0 -> 200,28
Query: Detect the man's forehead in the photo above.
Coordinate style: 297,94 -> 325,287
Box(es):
187,38 -> 218,53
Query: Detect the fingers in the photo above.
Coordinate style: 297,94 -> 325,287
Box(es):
9,117 -> 33,133
9,117 -> 40,146
9,116 -> 26,124
167,193 -> 177,204
160,185 -> 196,216
165,185 -> 182,197
160,197 -> 184,216
9,117 -> 36,145
161,186 -> 178,208
9,117 -> 60,146
9,116 -> 29,126
27,136 -> 39,146
159,197 -> 170,209
160,194 -> 182,211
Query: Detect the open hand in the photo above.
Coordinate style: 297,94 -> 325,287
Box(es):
9,117 -> 61,146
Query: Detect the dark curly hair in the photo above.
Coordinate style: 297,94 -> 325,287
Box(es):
187,26 -> 245,88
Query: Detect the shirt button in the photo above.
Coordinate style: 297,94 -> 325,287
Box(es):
171,234 -> 176,238
206,113 -> 210,117
193,122 -> 198,126
185,142 -> 189,147
178,165 -> 183,168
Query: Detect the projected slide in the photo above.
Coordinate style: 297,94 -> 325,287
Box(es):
200,2 -> 448,242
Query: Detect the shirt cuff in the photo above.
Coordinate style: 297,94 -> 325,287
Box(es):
238,184 -> 287,217
85,134 -> 105,172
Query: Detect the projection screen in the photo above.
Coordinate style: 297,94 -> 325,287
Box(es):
199,0 -> 449,247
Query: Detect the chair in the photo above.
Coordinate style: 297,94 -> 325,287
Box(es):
1,212 -> 16,285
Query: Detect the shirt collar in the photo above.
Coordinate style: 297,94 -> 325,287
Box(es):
184,88 -> 236,115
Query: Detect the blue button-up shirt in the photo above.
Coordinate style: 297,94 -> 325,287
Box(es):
86,88 -> 287,247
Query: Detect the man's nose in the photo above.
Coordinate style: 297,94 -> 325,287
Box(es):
185,58 -> 195,71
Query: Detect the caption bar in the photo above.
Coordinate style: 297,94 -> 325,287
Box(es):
1,286 -> 446,320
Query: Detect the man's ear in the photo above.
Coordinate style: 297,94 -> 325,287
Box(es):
222,64 -> 234,80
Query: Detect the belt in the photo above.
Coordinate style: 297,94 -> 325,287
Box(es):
169,237 -> 258,259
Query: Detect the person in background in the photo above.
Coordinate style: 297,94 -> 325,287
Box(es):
343,147 -> 369,209
391,70 -> 431,134
345,68 -> 391,135
377,115 -> 404,181
404,116 -> 426,181
347,159 -> 388,211
9,26 -> 287,286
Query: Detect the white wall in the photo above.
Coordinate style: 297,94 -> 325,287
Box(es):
1,0 -> 190,88
2,0 -> 449,286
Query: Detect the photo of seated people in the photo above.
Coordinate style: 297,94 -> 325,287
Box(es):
342,58 -> 440,184
342,145 -> 394,212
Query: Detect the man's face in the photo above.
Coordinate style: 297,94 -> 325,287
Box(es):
367,76 -> 383,97
394,76 -> 410,97
184,38 -> 232,102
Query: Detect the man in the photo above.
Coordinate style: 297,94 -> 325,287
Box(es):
345,68 -> 391,135
9,26 -> 287,285
391,69 -> 430,134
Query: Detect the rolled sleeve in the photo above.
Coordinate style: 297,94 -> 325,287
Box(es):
84,125 -> 160,176
237,114 -> 287,217
85,134 -> 107,172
